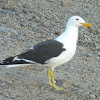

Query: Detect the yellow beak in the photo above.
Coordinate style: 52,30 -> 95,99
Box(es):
81,22 -> 92,28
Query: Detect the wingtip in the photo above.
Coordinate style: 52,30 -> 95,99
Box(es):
0,62 -> 5,65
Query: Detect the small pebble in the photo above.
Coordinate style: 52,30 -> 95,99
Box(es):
60,2 -> 67,7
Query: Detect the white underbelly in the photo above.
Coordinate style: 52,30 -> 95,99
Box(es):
45,46 -> 76,69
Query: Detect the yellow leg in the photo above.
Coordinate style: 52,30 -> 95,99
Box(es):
47,68 -> 52,86
47,68 -> 63,90
50,70 -> 63,90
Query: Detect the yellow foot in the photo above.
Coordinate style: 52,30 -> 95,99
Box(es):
49,83 -> 53,87
53,85 -> 64,90
47,68 -> 64,90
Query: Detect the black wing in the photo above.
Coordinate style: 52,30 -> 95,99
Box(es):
0,40 -> 65,65
18,40 -> 66,64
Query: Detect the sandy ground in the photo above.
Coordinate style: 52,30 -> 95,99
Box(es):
0,0 -> 100,100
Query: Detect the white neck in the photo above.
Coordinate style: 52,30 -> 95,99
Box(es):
55,25 -> 79,46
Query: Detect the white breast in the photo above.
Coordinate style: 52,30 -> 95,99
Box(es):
45,44 -> 76,70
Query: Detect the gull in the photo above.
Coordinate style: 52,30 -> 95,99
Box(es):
0,16 -> 92,90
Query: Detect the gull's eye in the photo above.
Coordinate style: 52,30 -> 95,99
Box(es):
76,18 -> 79,21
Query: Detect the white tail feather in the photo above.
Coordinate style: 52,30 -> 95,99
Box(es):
7,64 -> 33,68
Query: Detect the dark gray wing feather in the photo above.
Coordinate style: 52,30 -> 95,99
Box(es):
0,40 -> 65,65
18,40 -> 65,64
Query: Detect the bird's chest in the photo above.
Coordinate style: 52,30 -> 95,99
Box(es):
60,46 -> 76,63
48,45 -> 76,67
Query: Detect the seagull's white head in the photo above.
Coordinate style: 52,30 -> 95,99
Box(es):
67,16 -> 92,28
